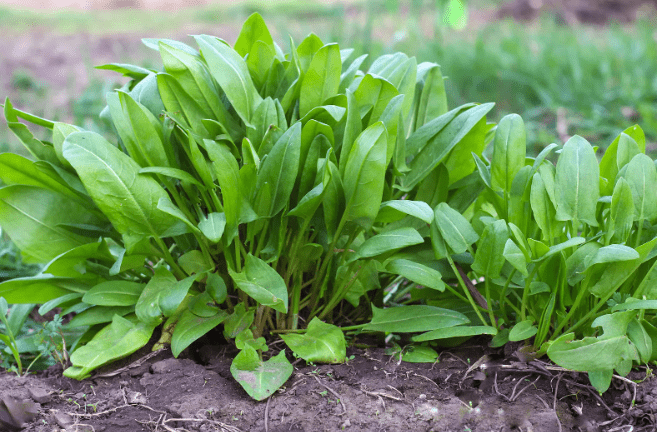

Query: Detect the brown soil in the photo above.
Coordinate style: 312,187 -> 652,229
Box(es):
1,335 -> 655,432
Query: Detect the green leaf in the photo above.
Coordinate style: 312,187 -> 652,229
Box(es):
223,303 -> 255,339
412,325 -> 497,342
547,332 -> 635,372
198,212 -> 226,243
64,315 -> 157,379
234,12 -> 275,57
229,254 -> 288,313
231,347 -> 293,401
491,114 -> 526,194
588,244 -> 639,266
299,44 -> 341,118
342,122 -> 388,229
171,307 -> 229,357
386,259 -> 444,291
555,135 -> 600,226
157,197 -> 199,235
82,281 -> 145,306
68,305 -> 133,327
195,35 -> 263,125
600,125 -> 646,195
503,239 -> 529,276
139,166 -> 204,188
588,370 -> 613,393
205,140 -> 241,242
413,63 -> 447,130
610,178 -> 634,244
281,318 -> 346,364
624,153 -> 657,223
254,122 -> 302,217
402,345 -> 438,363
136,267 -> 194,324
0,274 -> 89,304
363,305 -> 469,333
433,202 -> 478,255
179,250 -> 214,276
627,319 -> 652,363
62,131 -> 185,251
356,228 -> 424,258
472,220 -> 508,279
0,185 -> 100,263
401,103 -> 494,191
508,320 -> 538,342
376,200 -> 434,224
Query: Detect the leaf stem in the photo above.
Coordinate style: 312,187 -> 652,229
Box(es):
446,254 -> 487,325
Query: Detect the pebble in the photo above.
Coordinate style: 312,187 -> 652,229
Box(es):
53,411 -> 73,428
28,387 -> 51,404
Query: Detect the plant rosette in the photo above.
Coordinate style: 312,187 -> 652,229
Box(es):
0,14 -> 497,398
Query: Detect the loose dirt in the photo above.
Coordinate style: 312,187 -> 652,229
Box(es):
1,334 -> 655,431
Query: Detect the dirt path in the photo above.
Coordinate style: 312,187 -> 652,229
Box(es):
1,336 -> 653,431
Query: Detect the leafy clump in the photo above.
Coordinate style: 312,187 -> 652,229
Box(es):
0,13 -> 494,397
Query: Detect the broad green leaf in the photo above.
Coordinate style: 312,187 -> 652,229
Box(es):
82,281 -> 145,306
376,200 -> 434,224
0,185 -> 100,263
609,178 -> 634,244
96,62 -> 152,79
322,161 -> 345,238
627,319 -> 652,363
542,237 -> 586,261
179,250 -> 214,276
363,305 -> 469,333
190,291 -> 219,317
205,140 -> 241,242
234,13 -> 275,57
338,54 -> 367,93
171,308 -> 229,357
503,239 -> 529,276
68,305 -> 134,327
231,347 -> 293,401
352,74 -> 399,129
555,135 -> 600,226
386,259 -> 444,291
588,370 -> 613,393
281,318 -> 346,363
508,320 -> 538,342
368,52 -> 416,123
530,171 -> 560,242
443,115 -> 490,185
433,202 -> 478,254
339,90 -> 362,178
616,133 -> 641,171
491,114 -> 526,193
4,99 -> 59,165
299,44 -> 341,118
139,166 -> 204,188
136,267 -> 194,324
63,131 -> 185,251
0,153 -> 85,204
157,197 -> 199,235
472,220 -> 508,279
254,122 -> 302,217
195,35 -> 263,124
0,275 -> 89,304
223,303 -> 255,338
342,122 -> 388,229
356,228 -> 424,258
229,254 -> 288,313
206,273 -> 227,304
587,244 -> 639,266
624,153 -> 657,223
547,332 -> 634,372
600,125 -> 646,195
198,212 -> 226,243
612,300 -> 657,312
64,315 -> 157,379
402,345 -> 438,363
413,62 -> 448,130
412,325 -> 497,342
401,103 -> 494,191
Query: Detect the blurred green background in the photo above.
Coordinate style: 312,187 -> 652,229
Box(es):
1,0 -> 656,155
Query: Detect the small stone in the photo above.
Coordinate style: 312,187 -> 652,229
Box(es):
340,419 -> 351,429
53,411 -> 74,428
126,391 -> 147,405
66,425 -> 94,432
151,358 -> 180,374
28,387 -> 51,404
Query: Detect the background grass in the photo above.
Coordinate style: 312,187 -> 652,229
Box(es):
1,0 -> 655,157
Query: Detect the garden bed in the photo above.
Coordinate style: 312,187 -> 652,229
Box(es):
1,336 -> 653,431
